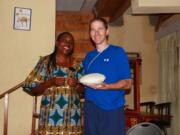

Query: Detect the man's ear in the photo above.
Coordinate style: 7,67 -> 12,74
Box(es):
106,29 -> 109,36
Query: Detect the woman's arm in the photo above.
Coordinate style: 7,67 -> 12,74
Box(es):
24,77 -> 66,96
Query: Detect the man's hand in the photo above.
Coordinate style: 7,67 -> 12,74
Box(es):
86,83 -> 110,90
85,79 -> 132,90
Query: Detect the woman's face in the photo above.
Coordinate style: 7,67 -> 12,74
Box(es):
56,34 -> 74,56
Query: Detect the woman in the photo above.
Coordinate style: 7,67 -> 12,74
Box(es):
23,32 -> 83,135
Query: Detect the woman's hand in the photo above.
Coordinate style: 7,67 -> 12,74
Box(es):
29,77 -> 65,96
67,78 -> 78,87
52,77 -> 65,86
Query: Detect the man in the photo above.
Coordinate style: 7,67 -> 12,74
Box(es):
82,17 -> 132,135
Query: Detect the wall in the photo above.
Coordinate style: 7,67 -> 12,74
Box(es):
109,15 -> 159,108
0,0 -> 55,134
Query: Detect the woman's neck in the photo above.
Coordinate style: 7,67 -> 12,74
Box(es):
56,54 -> 72,67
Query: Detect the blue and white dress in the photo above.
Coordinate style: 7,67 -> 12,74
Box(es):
23,56 -> 83,135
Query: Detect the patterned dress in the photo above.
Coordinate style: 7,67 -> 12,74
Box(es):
23,56 -> 83,135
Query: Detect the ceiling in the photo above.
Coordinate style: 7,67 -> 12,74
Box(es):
56,0 -> 131,24
56,0 -> 98,11
56,0 -> 179,30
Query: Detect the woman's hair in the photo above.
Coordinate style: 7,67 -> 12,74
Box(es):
89,17 -> 108,30
47,32 -> 74,74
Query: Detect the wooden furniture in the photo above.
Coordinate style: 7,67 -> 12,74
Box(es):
125,58 -> 172,133
140,101 -> 155,115
125,58 -> 141,129
151,102 -> 171,135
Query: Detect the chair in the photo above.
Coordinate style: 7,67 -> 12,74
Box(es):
151,102 -> 171,135
140,101 -> 155,114
126,122 -> 162,135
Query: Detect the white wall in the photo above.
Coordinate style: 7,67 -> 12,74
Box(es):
0,0 -> 55,134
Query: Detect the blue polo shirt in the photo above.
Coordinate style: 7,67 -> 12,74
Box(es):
83,45 -> 131,110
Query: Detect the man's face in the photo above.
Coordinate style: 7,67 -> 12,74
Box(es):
90,20 -> 108,45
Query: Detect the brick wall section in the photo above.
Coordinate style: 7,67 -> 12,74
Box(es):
56,11 -> 95,58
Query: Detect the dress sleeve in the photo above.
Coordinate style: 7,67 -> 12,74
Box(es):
23,57 -> 49,92
76,62 -> 84,79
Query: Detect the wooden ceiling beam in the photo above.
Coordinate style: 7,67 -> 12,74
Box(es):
94,0 -> 130,23
155,14 -> 175,31
109,0 -> 131,23
95,0 -> 124,17
95,0 -> 110,17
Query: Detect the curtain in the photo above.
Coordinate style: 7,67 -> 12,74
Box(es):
157,31 -> 180,135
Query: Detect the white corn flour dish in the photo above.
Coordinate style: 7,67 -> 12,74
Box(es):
79,73 -> 106,85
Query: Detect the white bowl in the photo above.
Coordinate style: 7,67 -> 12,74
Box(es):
79,73 -> 106,85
